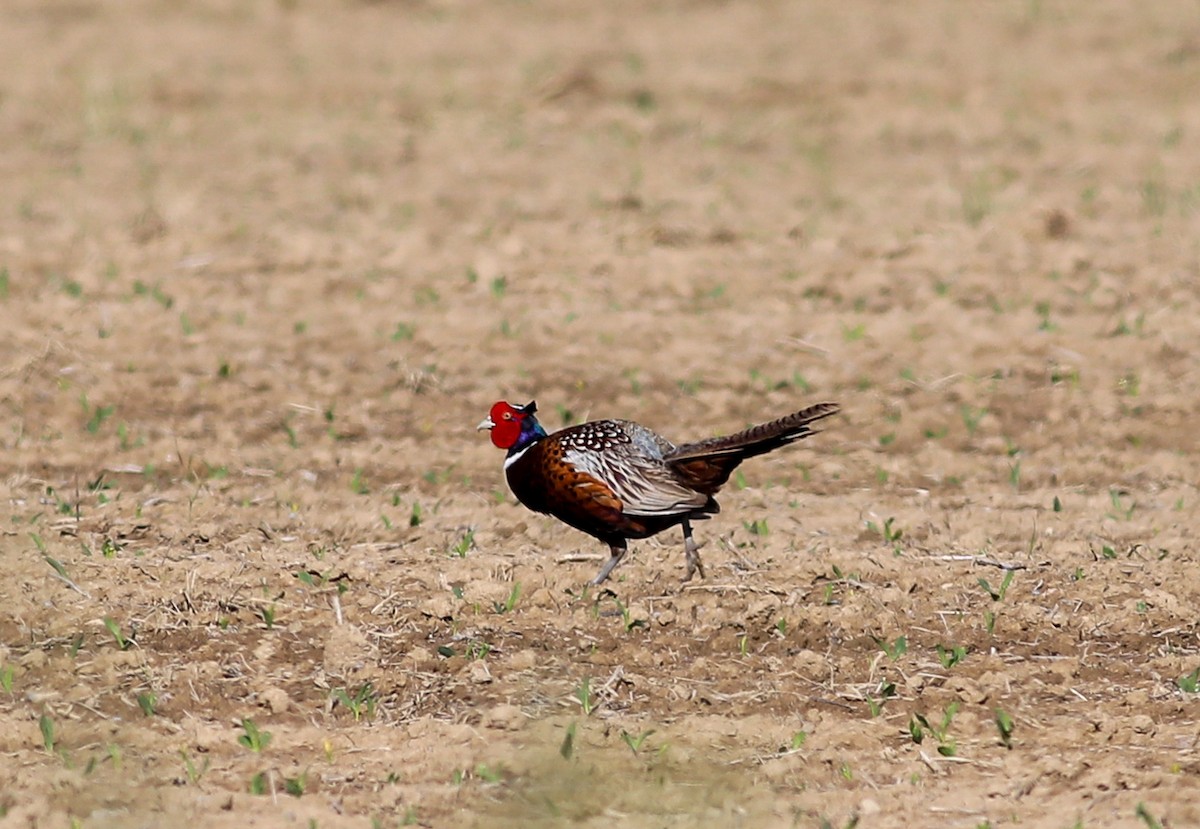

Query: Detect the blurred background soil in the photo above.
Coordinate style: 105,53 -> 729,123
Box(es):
1,1 -> 1199,827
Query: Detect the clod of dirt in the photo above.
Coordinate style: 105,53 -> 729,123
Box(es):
482,704 -> 526,731
420,594 -> 457,621
947,676 -> 988,704
1131,715 -> 1156,735
1043,207 -> 1072,238
793,649 -> 829,681
404,646 -> 437,670
259,686 -> 291,714
507,650 -> 539,671
322,624 -> 379,679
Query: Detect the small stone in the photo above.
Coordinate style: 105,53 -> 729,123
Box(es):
468,660 -> 493,684
859,798 -> 881,816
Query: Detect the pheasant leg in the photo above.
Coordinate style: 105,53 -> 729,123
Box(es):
681,519 -> 706,582
590,540 -> 628,585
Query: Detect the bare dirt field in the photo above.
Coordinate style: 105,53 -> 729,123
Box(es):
2,1 -> 1199,827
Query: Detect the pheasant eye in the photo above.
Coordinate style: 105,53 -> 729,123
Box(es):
503,412 -> 513,420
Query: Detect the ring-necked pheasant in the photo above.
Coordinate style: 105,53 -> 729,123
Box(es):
477,400 -> 839,584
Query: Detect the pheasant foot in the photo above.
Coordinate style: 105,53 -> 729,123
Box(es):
590,541 -> 628,585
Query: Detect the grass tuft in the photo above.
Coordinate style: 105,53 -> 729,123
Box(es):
237,719 -> 272,753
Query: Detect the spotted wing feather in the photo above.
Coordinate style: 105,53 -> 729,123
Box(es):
560,421 -> 709,517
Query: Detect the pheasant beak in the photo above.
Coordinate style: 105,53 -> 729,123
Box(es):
476,416 -> 495,431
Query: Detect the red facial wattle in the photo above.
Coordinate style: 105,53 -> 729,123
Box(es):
488,401 -> 523,449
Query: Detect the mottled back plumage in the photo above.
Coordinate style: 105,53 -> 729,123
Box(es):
480,400 -> 839,584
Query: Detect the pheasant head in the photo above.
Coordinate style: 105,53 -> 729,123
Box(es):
477,400 -> 547,451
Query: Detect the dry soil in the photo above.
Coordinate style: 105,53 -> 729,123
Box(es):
2,2 -> 1199,828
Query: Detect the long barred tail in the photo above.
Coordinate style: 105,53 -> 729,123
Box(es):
669,403 -> 840,461
665,402 -> 839,492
